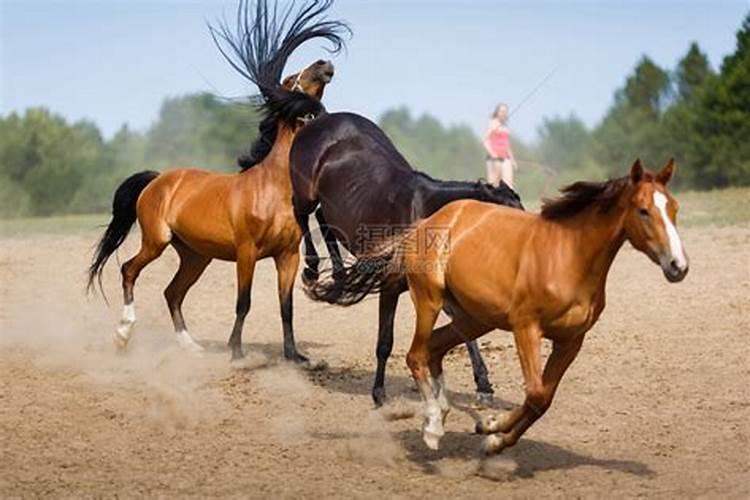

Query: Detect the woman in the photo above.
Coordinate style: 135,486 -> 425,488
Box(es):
483,103 -> 518,188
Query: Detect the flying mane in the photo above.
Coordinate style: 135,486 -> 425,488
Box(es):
209,0 -> 350,170
540,175 -> 637,220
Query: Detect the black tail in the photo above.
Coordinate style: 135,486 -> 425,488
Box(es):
209,0 -> 350,168
87,170 -> 159,296
305,236 -> 407,306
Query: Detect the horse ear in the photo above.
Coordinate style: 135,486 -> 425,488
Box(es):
630,158 -> 644,184
656,158 -> 676,185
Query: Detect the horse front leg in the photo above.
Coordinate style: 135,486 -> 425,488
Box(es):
274,249 -> 323,370
480,330 -> 584,455
227,245 -> 257,361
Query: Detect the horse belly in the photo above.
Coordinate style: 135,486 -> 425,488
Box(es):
172,212 -> 237,260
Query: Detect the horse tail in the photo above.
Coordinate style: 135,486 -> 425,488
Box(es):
87,170 -> 159,295
305,233 -> 409,306
209,0 -> 350,169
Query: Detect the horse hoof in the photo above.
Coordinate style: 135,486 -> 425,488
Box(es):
301,269 -> 319,287
475,391 -> 494,407
372,388 -> 387,408
423,430 -> 442,451
475,415 -> 501,435
112,330 -> 130,352
288,353 -> 326,371
480,434 -> 505,456
303,358 -> 328,371
176,331 -> 204,354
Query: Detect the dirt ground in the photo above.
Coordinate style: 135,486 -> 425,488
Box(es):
0,223 -> 748,498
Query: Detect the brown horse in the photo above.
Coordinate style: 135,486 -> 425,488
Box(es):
87,0 -> 348,363
311,159 -> 689,453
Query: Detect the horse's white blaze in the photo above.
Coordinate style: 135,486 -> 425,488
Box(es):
176,329 -> 204,353
653,192 -> 687,269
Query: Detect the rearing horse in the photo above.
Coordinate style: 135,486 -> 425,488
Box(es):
87,0 -> 349,363
291,112 -> 523,406
310,159 -> 689,453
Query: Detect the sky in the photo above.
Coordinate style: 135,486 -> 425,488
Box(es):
0,0 -> 747,142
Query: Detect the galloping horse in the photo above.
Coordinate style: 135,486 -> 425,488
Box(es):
290,112 -> 523,406
87,0 -> 348,363
310,159 -> 689,452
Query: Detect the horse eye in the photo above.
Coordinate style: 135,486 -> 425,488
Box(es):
638,208 -> 650,218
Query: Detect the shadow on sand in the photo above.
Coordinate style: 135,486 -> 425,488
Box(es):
396,428 -> 655,481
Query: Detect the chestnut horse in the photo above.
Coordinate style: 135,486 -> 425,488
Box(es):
292,112 -> 523,406
87,0 -> 348,363
310,159 -> 689,453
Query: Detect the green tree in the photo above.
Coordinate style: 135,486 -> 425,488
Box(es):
593,56 -> 671,176
0,109 -> 104,215
662,43 -> 715,188
69,125 -> 148,213
145,93 -> 260,171
675,42 -> 713,102
691,12 -> 750,187
379,107 -> 487,180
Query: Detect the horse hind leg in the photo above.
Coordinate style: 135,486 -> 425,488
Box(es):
372,289 -> 400,407
405,280 -> 445,450
314,209 -> 344,280
444,296 -> 494,405
116,228 -> 169,351
164,240 -> 211,353
293,199 -> 319,286
428,310 -> 492,427
466,340 -> 494,406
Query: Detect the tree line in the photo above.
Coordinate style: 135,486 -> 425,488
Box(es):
1,13 -> 747,217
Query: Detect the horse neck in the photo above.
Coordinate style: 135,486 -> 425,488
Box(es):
557,203 -> 628,291
254,124 -> 297,181
413,176 -> 485,217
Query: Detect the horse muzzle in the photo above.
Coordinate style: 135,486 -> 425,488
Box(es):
661,256 -> 689,283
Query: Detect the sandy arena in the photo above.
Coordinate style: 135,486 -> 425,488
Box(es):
0,224 -> 748,497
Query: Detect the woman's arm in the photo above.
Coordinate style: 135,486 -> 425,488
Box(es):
504,128 -> 518,169
483,119 -> 497,157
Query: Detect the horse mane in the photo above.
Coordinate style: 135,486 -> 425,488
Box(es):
541,175 -> 631,220
209,0 -> 350,170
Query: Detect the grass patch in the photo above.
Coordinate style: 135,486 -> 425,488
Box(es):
677,187 -> 750,227
0,213 -> 107,238
0,186 -> 747,238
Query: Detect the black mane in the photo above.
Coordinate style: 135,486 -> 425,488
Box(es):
541,176 -> 630,220
209,0 -> 350,170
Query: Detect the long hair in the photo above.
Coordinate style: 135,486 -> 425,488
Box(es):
209,0 -> 350,169
541,176 -> 630,220
87,171 -> 159,299
305,235 -> 408,306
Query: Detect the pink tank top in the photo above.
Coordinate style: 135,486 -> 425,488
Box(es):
488,128 -> 510,159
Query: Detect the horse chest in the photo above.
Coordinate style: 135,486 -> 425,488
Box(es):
544,295 -> 604,338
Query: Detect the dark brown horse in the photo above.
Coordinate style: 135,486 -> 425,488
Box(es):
309,159 -> 689,453
290,112 -> 523,405
87,0 -> 348,364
